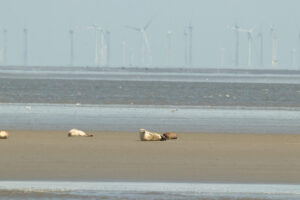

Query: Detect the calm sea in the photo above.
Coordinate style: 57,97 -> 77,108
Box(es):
0,66 -> 300,107
0,181 -> 299,200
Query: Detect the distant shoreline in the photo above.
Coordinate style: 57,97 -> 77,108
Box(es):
1,65 -> 300,74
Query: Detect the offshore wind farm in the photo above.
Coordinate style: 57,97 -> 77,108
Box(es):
1,1 -> 300,70
1,22 -> 300,69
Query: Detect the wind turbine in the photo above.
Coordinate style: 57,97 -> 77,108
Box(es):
230,25 -> 255,67
241,27 -> 255,67
23,28 -> 28,66
99,29 -> 107,66
270,25 -> 278,67
68,26 -> 85,66
126,20 -> 152,66
88,24 -> 103,67
166,30 -> 172,66
229,24 -> 240,67
243,28 -> 254,67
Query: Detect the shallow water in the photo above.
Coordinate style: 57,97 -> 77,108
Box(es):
0,181 -> 299,200
1,103 -> 300,133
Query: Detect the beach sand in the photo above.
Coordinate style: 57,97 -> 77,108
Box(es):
0,131 -> 300,183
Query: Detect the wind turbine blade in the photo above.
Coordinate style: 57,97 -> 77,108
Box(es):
144,19 -> 152,31
125,25 -> 140,31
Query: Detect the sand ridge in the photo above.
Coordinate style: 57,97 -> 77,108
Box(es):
1,130 -> 300,183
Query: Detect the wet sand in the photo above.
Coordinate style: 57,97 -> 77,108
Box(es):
1,131 -> 300,183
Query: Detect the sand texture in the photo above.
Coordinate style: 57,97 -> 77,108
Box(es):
0,131 -> 300,183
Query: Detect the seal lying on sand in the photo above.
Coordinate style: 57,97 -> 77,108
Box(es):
0,131 -> 9,139
68,129 -> 93,137
163,132 -> 178,140
139,129 -> 166,141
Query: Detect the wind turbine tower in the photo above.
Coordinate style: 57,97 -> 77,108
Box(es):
270,25 -> 278,67
3,29 -> 7,65
23,28 -> 28,66
229,24 -> 242,67
245,28 -> 254,67
69,29 -> 74,66
257,31 -> 264,67
166,30 -> 172,66
188,23 -> 193,67
88,25 -> 102,67
126,20 -> 152,67
233,24 -> 240,67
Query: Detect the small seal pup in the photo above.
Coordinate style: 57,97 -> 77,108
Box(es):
0,130 -> 9,139
139,129 -> 166,141
163,132 -> 178,140
68,129 -> 93,137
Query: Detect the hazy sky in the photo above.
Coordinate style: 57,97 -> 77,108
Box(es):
0,0 -> 300,68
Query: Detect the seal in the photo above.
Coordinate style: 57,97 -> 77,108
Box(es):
139,129 -> 166,141
0,131 -> 9,139
68,129 -> 93,137
163,132 -> 178,140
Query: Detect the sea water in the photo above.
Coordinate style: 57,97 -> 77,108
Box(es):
0,181 -> 299,200
1,67 -> 300,107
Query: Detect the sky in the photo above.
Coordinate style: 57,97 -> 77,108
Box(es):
0,0 -> 300,68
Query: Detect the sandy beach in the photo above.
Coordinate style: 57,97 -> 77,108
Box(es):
0,130 -> 300,184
